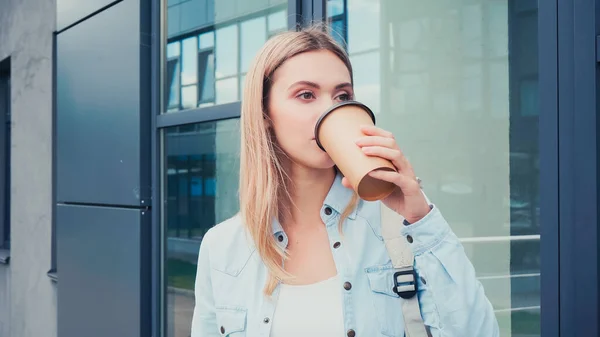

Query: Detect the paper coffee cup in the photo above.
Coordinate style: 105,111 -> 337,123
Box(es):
314,101 -> 397,201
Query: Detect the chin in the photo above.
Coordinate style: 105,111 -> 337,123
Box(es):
289,150 -> 335,170
309,151 -> 336,169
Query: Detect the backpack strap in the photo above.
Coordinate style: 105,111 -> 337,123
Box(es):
380,192 -> 432,337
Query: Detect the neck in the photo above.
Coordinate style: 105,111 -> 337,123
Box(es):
282,165 -> 336,229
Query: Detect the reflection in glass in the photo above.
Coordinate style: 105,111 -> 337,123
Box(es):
215,78 -> 238,105
330,19 -> 346,47
346,0 -> 379,53
241,17 -> 267,73
199,31 -> 214,49
166,42 -> 181,110
216,25 -> 238,79
327,0 -> 344,16
332,0 -> 540,335
240,74 -> 247,99
268,10 -> 287,35
181,85 -> 197,110
164,119 -> 241,337
164,3 -> 287,112
327,0 -> 347,47
198,50 -> 215,103
181,37 -> 197,86
350,52 -> 380,113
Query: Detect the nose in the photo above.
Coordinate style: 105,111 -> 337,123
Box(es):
312,98 -> 338,136
313,99 -> 334,121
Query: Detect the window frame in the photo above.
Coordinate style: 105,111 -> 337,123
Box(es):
0,57 -> 10,257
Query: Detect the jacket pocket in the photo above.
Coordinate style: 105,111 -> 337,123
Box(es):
215,307 -> 247,336
366,264 -> 404,337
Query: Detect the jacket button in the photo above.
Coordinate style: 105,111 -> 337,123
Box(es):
347,329 -> 356,337
220,326 -> 225,334
324,207 -> 332,215
343,282 -> 352,290
263,317 -> 270,323
278,235 -> 284,242
333,242 -> 341,249
406,235 -> 414,243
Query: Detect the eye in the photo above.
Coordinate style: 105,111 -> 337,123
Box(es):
297,91 -> 315,100
336,92 -> 352,101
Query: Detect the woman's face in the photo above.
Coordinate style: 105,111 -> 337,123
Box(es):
267,50 -> 354,170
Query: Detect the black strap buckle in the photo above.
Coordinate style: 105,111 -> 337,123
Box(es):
392,268 -> 418,299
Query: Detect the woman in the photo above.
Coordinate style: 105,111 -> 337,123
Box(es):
191,25 -> 499,337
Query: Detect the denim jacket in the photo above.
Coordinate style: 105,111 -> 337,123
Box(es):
191,173 -> 500,337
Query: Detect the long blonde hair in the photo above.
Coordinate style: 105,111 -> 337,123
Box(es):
239,24 -> 359,296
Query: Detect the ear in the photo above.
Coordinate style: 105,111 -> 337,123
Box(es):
263,114 -> 271,129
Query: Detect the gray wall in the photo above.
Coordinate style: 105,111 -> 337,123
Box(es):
0,0 -> 57,337
55,0 -> 151,336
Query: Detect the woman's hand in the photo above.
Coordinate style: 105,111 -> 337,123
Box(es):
341,125 -> 431,224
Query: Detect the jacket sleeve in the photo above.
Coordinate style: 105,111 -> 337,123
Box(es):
190,229 -> 219,337
400,205 -> 500,337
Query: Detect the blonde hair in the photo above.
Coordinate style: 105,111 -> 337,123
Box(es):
239,24 -> 359,296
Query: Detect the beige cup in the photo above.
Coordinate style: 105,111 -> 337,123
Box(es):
315,101 -> 397,201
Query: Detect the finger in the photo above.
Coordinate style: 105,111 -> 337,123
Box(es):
341,177 -> 353,189
368,170 -> 419,191
355,136 -> 397,149
362,146 -> 414,174
361,146 -> 404,170
360,125 -> 394,139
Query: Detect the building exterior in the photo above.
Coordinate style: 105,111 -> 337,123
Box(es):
0,0 -> 597,336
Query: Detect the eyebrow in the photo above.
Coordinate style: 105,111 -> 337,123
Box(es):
288,81 -> 353,91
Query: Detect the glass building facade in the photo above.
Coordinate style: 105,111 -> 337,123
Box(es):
161,1 -> 540,336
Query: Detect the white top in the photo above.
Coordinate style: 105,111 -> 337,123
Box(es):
270,275 -> 345,337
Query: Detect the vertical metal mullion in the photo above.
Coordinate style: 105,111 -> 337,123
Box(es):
313,0 -> 326,23
556,0 -> 600,335
0,62 -> 7,249
568,0 -> 599,334
4,74 -> 8,248
151,0 -> 164,337
288,0 -> 313,30
237,22 -> 242,102
539,0 -> 559,335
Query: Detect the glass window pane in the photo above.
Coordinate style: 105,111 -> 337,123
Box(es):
167,41 -> 180,58
199,31 -> 215,49
215,25 -> 238,79
241,17 -> 267,73
181,85 -> 197,109
338,0 -> 540,335
350,52 -> 380,114
240,74 -> 246,100
327,0 -> 344,17
267,10 -> 287,33
165,42 -> 181,111
163,118 -> 240,337
181,37 -> 197,86
166,58 -> 180,110
198,51 -> 215,103
215,78 -> 238,104
330,18 -> 346,47
347,0 -> 379,53
164,1 -> 287,112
